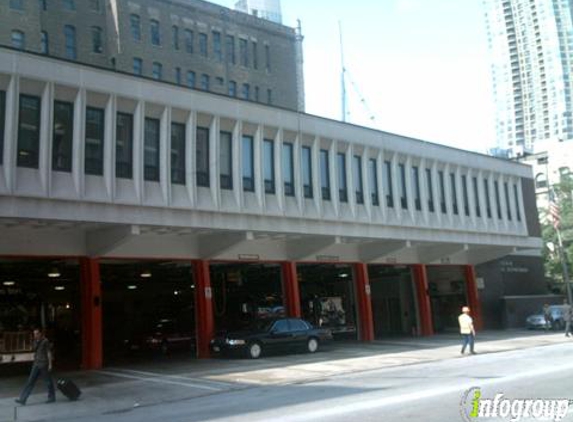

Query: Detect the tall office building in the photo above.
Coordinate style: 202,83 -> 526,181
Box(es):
235,0 -> 282,24
483,0 -> 573,156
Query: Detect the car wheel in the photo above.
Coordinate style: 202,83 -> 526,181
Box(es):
307,337 -> 319,353
247,342 -> 262,359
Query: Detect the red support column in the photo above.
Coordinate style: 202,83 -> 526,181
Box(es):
80,258 -> 102,370
281,261 -> 301,318
354,263 -> 374,342
464,265 -> 483,331
412,264 -> 434,336
193,260 -> 215,359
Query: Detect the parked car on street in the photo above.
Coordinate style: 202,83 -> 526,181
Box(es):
526,305 -> 567,330
210,317 -> 333,359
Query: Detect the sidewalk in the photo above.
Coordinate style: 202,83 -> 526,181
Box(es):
0,330 -> 570,422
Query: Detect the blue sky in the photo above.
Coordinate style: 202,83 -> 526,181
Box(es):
211,0 -> 495,153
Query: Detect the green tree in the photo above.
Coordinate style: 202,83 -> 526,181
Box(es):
541,173 -> 573,293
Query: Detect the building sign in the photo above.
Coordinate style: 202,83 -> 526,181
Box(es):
500,260 -> 529,273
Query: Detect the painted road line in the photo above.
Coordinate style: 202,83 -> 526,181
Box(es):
106,368 -> 238,388
97,370 -> 223,391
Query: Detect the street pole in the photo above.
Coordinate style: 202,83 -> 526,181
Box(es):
557,229 -> 572,304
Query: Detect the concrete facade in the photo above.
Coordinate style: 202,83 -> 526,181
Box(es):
0,0 -> 302,110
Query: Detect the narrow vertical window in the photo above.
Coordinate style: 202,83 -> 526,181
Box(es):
398,163 -> 407,209
64,25 -> 76,59
144,118 -> 160,182
91,26 -> 103,53
133,58 -> 143,75
17,95 -> 41,168
85,107 -> 104,175
196,127 -> 209,187
52,100 -> 74,172
265,44 -> 271,71
10,0 -> 23,10
263,139 -> 274,194
172,26 -> 179,50
12,30 -> 25,50
384,160 -> 394,208
484,179 -> 492,218
175,67 -> 181,85
199,33 -> 208,57
320,149 -> 330,200
39,0 -> 47,10
438,171 -> 446,213
116,112 -> 133,179
494,180 -> 502,219
412,166 -> 421,211
426,168 -> 434,212
242,135 -> 254,192
267,89 -> 272,105
62,0 -> 75,11
450,173 -> 458,215
0,91 -> 5,164
130,15 -> 141,41
187,71 -> 195,88
302,146 -> 312,199
184,29 -> 193,53
283,142 -> 294,196
252,41 -> 258,69
228,81 -> 236,97
41,31 -> 49,54
353,155 -> 363,204
239,38 -> 248,67
150,20 -> 160,46
504,182 -> 512,220
473,177 -> 481,218
220,131 -> 232,190
171,122 -> 186,185
337,152 -> 347,203
226,35 -> 235,64
462,175 -> 470,216
242,83 -> 250,100
213,31 -> 222,61
513,184 -> 521,222
254,86 -> 260,102
369,158 -> 379,206
152,62 -> 162,80
200,74 -> 209,91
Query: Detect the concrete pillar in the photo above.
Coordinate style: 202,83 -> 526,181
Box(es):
281,261 -> 301,317
464,265 -> 483,331
80,257 -> 102,370
412,264 -> 434,336
355,263 -> 374,342
193,260 -> 215,358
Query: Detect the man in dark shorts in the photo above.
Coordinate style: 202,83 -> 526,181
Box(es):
15,328 -> 56,405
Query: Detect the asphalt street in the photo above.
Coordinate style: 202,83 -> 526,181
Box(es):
35,341 -> 573,422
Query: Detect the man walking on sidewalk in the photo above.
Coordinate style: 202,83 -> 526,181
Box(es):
458,306 -> 476,355
15,328 -> 56,405
563,300 -> 572,337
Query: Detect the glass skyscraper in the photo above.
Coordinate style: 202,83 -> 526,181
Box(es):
484,0 -> 573,155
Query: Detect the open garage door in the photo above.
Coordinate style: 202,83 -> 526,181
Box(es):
0,259 -> 81,371
100,261 -> 195,364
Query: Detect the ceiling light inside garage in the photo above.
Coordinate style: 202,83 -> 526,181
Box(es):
48,268 -> 61,278
140,270 -> 152,278
54,286 -> 65,291
127,285 -> 138,290
3,281 -> 15,286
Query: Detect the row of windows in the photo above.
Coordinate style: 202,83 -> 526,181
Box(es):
134,58 -> 273,103
129,15 -> 271,72
10,25 -> 102,59
10,0 -> 101,12
0,91 -> 522,222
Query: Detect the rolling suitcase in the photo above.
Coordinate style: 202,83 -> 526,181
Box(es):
57,378 -> 81,401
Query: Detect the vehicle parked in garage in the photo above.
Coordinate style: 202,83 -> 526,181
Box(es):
526,305 -> 567,330
124,318 -> 195,355
210,317 -> 332,359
